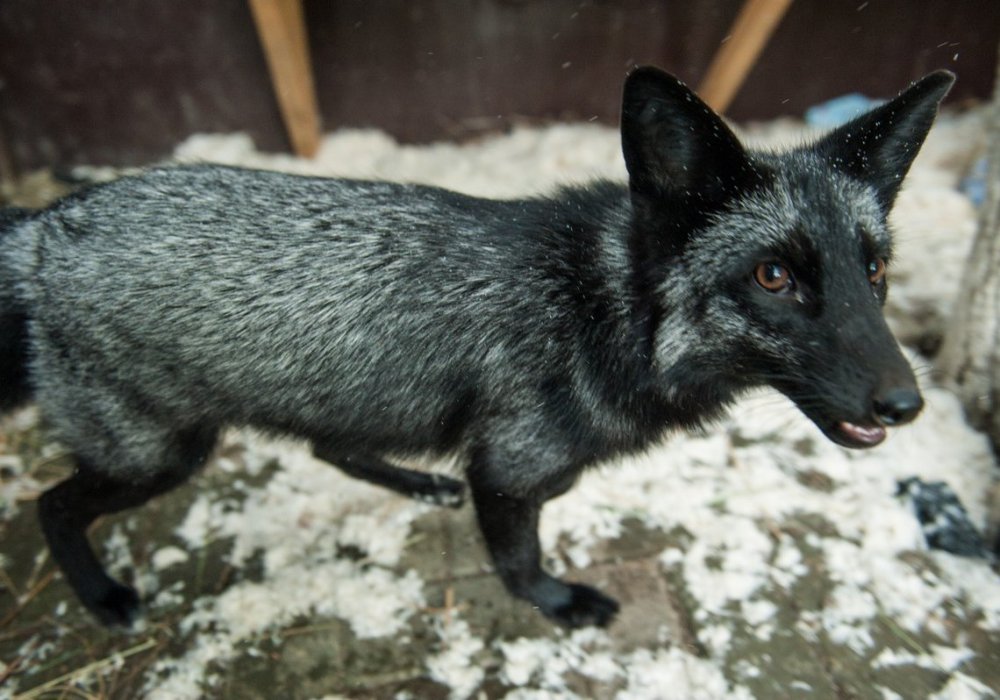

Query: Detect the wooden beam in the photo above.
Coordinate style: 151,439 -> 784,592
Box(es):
248,0 -> 321,157
698,0 -> 794,114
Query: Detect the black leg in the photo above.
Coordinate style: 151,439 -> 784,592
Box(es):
313,444 -> 465,508
467,463 -> 619,628
37,428 -> 216,626
39,472 -> 146,626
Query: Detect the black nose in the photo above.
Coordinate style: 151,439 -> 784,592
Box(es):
873,388 -> 924,426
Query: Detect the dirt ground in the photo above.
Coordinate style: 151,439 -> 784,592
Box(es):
1,410 -> 998,699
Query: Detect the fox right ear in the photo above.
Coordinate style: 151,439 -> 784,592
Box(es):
621,66 -> 760,204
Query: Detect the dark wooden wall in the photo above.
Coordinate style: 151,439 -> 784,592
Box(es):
0,0 -> 997,172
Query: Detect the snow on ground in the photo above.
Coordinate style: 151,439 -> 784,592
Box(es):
1,106 -> 997,699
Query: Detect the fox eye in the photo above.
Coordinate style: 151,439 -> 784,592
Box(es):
754,262 -> 794,294
867,258 -> 886,284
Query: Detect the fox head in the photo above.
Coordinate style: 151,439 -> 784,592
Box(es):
621,66 -> 955,448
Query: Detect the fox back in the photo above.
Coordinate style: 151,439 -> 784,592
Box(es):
15,170 -> 670,468
0,67 -> 953,627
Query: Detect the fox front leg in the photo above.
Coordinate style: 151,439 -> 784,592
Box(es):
467,458 -> 619,627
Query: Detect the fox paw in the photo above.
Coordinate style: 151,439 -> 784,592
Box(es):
417,475 -> 466,509
546,583 -> 620,628
87,581 -> 141,628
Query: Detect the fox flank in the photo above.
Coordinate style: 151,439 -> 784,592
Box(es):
0,67 -> 953,628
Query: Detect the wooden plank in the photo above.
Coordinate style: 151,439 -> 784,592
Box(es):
248,0 -> 321,157
698,0 -> 794,114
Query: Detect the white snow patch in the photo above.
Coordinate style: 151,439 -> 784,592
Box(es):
499,628 -> 620,693
144,432 -> 430,694
697,624 -> 734,658
618,647 -> 754,700
822,584 -> 878,653
426,619 -> 486,700
681,516 -> 774,614
498,630 -> 756,700
874,644 -> 974,673
933,553 -> 1000,631
151,545 -> 189,571
928,674 -> 999,700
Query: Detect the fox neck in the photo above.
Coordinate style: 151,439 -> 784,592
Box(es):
548,185 -> 745,455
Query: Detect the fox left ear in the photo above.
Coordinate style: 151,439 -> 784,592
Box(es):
815,71 -> 955,210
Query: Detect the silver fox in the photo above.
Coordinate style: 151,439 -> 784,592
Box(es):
0,67 -> 953,627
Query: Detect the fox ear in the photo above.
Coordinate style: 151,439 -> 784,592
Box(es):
621,66 -> 759,203
815,71 -> 955,210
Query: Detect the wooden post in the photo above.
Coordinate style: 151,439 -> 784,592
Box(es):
937,44 -> 1000,548
698,0 -> 794,114
248,0 -> 322,158
937,45 -> 1000,452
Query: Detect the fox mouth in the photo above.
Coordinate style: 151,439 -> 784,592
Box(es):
823,420 -> 887,449
785,389 -> 917,450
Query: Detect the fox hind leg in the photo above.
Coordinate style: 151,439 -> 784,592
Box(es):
37,425 -> 217,626
313,443 -> 466,508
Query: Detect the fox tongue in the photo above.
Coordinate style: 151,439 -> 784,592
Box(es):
838,421 -> 887,446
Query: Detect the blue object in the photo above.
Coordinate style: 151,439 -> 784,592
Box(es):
960,157 -> 989,207
805,93 -> 884,128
